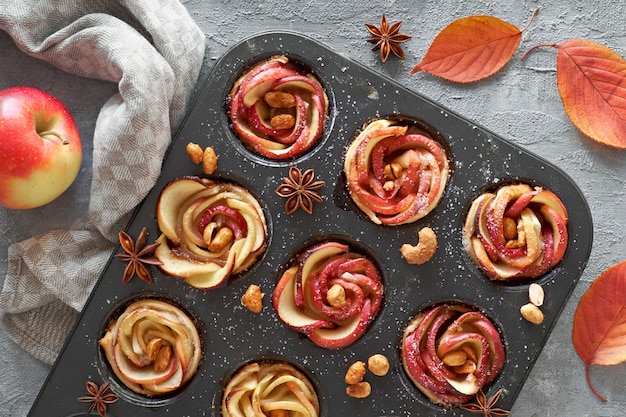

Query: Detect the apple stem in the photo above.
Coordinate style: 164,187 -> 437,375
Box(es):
38,130 -> 69,145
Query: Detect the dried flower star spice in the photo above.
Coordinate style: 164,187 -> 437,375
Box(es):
115,226 -> 161,284
276,166 -> 324,214
365,13 -> 412,62
77,381 -> 118,417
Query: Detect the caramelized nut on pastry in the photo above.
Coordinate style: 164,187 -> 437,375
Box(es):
270,113 -> 296,130
367,354 -> 390,376
345,361 -> 366,385
327,283 -> 347,307
346,381 -> 371,399
264,91 -> 297,108
242,284 -> 264,313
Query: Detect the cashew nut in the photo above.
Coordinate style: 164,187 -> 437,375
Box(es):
400,227 -> 437,265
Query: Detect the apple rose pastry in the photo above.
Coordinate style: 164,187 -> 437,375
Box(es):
272,241 -> 383,349
154,176 -> 268,289
463,183 -> 568,281
229,55 -> 329,160
343,118 -> 450,225
401,304 -> 506,407
99,299 -> 201,396
222,361 -> 320,417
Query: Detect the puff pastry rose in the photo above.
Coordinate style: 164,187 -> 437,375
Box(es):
222,361 -> 319,417
463,183 -> 568,280
344,118 -> 449,225
99,299 -> 201,396
154,176 -> 268,289
229,55 -> 329,160
273,241 -> 383,349
401,304 -> 505,406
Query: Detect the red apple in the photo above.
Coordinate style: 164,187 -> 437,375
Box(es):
0,86 -> 82,209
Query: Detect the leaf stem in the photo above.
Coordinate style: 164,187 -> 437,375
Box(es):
521,7 -> 539,33
519,43 -> 558,62
585,363 -> 607,402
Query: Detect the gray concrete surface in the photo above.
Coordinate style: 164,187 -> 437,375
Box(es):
2,0 -> 626,416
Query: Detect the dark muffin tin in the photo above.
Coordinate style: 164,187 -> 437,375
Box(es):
28,31 -> 592,417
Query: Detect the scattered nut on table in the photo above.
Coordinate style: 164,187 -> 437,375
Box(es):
241,284 -> 264,313
400,227 -> 437,265
345,361 -> 366,385
346,381 -> 371,399
367,354 -> 389,376
520,303 -> 544,325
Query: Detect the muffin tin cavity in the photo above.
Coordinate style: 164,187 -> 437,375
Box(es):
97,295 -> 204,407
27,32 -> 592,417
153,175 -> 270,290
227,54 -> 332,165
400,301 -> 506,408
343,115 -> 452,226
220,358 -> 322,417
462,179 -> 569,283
272,235 -> 385,350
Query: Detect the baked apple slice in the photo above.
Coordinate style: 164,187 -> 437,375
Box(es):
222,361 -> 320,417
344,118 -> 450,225
155,176 -> 268,289
272,241 -> 383,349
229,55 -> 329,160
463,182 -> 569,281
99,299 -> 201,396
401,304 -> 506,407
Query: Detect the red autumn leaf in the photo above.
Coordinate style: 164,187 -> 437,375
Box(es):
572,260 -> 626,402
409,9 -> 536,82
555,39 -> 626,148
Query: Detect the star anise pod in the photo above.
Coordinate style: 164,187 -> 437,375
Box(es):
77,381 -> 118,417
275,167 -> 325,215
365,13 -> 412,62
115,226 -> 161,284
459,389 -> 512,417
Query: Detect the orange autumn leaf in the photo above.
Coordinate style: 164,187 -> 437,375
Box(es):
572,260 -> 626,402
410,9 -> 536,82
555,39 -> 626,148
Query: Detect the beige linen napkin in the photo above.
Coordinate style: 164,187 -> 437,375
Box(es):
0,0 -> 205,364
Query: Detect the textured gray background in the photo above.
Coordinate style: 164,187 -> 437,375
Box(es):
2,0 -> 626,416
